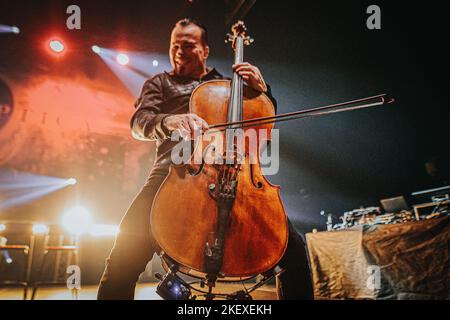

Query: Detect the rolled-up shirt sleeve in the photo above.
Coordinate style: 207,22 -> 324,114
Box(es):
130,75 -> 171,141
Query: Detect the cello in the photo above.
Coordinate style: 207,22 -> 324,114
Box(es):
151,21 -> 289,287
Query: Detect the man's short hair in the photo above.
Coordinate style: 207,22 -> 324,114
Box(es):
174,18 -> 208,46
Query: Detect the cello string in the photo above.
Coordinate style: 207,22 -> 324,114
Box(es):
229,36 -> 245,155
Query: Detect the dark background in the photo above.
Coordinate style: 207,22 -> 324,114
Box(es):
0,0 -> 449,235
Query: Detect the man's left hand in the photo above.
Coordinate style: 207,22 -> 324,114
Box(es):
232,62 -> 268,93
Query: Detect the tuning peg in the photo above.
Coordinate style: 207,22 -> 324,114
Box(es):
235,20 -> 247,31
243,36 -> 254,45
225,33 -> 234,44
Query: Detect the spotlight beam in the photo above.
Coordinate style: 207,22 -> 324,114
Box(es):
0,171 -> 76,190
96,52 -> 148,97
0,180 -> 70,190
0,24 -> 20,34
0,184 -> 66,211
93,47 -> 171,97
126,65 -> 151,79
0,170 -> 77,210
0,170 -> 67,183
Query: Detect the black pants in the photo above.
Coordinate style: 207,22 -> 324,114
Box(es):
97,163 -> 313,300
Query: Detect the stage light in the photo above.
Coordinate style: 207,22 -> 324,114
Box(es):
11,26 -> 20,34
89,224 -> 119,237
153,60 -> 159,67
66,178 -> 77,185
49,39 -> 65,53
0,24 -> 20,34
32,224 -> 49,235
62,206 -> 93,235
0,224 -> 6,232
92,45 -> 101,54
1,250 -> 13,264
116,53 -> 130,66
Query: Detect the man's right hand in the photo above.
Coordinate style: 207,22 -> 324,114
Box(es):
163,113 -> 209,139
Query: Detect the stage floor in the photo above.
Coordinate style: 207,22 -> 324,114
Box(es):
0,282 -> 277,300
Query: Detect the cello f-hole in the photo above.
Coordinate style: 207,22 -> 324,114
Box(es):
187,143 -> 217,176
250,163 -> 263,189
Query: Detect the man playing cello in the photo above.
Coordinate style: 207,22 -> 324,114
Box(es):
97,18 -> 313,300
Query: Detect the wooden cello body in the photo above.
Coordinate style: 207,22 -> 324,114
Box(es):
151,22 -> 288,279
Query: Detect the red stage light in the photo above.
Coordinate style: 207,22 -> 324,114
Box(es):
48,39 -> 65,53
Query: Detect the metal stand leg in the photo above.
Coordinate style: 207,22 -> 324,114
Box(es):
22,235 -> 35,300
31,236 -> 49,300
